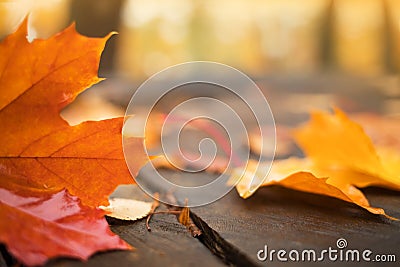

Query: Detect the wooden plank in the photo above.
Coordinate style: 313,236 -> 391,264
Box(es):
193,186 -> 400,266
43,177 -> 400,267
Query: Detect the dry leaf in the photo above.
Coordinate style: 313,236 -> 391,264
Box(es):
0,21 -> 147,264
178,206 -> 191,227
0,182 -> 129,266
232,108 -> 400,219
176,205 -> 201,237
0,20 -> 147,208
231,159 -> 393,218
294,108 -> 400,190
100,198 -> 153,221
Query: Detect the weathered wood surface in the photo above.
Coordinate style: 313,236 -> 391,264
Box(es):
195,186 -> 400,266
2,76 -> 399,266
38,181 -> 400,267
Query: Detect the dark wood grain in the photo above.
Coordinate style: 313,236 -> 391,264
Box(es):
193,186 -> 400,267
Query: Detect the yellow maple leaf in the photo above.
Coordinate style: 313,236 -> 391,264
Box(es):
233,108 -> 400,219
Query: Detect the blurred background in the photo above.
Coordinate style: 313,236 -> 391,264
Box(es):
1,0 -> 400,120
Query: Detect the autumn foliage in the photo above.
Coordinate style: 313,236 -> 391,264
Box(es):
1,16 -> 399,267
0,21 -> 146,265
233,109 -> 400,219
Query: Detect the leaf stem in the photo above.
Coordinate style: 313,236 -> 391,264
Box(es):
146,193 -> 160,231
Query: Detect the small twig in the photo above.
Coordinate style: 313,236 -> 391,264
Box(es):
146,193 -> 160,231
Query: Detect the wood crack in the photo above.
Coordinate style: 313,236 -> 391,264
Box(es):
189,211 -> 259,267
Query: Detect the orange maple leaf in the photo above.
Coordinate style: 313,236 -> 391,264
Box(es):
232,109 -> 400,219
0,21 -> 146,207
294,108 -> 400,190
0,21 -> 147,265
232,158 -> 394,219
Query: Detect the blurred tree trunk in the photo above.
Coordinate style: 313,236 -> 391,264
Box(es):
70,0 -> 125,75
